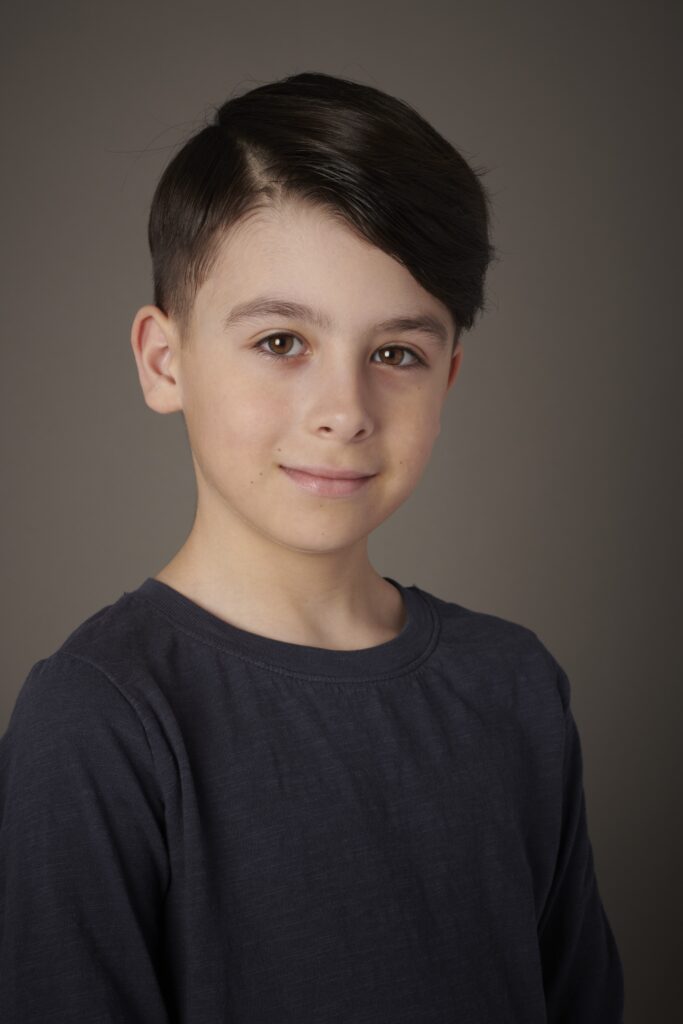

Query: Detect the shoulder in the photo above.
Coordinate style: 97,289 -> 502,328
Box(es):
418,585 -> 570,715
424,587 -> 539,647
1,650 -> 153,775
56,587 -> 156,673
2,588 -> 172,784
0,648 -> 169,857
23,585 -> 176,719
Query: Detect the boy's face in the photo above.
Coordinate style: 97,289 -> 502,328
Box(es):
133,199 -> 463,563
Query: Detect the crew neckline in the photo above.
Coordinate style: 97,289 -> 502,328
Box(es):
132,575 -> 440,681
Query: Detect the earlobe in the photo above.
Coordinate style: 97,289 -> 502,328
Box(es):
130,305 -> 183,414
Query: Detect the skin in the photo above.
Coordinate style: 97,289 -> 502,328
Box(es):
130,198 -> 464,650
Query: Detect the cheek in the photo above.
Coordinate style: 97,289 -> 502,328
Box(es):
231,389 -> 288,451
397,401 -> 442,463
195,376 -> 284,448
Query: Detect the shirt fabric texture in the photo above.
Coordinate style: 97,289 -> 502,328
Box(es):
0,576 -> 625,1022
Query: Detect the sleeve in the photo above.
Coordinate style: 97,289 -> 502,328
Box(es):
0,651 -> 174,1023
538,663 -> 625,1022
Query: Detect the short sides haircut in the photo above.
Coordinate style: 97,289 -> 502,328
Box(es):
147,72 -> 499,349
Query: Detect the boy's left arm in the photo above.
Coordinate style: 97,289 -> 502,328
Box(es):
537,665 -> 625,1022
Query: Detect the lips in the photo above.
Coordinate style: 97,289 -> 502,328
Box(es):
280,465 -> 376,480
280,466 -> 376,497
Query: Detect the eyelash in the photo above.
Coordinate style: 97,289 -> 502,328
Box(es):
253,332 -> 427,370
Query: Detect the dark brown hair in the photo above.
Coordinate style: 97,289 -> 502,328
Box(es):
147,71 -> 498,349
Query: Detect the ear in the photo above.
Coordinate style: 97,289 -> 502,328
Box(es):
445,344 -> 464,393
129,305 -> 183,414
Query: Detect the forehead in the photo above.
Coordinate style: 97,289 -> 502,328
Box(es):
207,201 -> 393,289
198,201 -> 452,334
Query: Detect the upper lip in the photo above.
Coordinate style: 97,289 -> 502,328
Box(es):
281,464 -> 377,480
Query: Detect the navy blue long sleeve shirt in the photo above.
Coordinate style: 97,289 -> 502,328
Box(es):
0,576 -> 624,1021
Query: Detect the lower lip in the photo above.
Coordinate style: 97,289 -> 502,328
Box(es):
280,467 -> 375,497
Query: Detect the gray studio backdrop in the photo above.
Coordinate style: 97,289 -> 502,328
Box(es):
2,1 -> 681,1018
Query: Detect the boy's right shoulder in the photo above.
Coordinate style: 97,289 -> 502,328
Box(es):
56,584 -> 155,663
7,585 -> 167,734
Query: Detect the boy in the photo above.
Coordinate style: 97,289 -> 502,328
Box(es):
0,72 -> 624,1021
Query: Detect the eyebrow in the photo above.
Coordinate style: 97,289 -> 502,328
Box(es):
221,295 -> 451,349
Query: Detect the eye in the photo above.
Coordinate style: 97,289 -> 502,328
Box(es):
255,332 -> 305,358
371,345 -> 424,369
253,332 -> 426,369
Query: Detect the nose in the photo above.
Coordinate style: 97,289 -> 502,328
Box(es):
304,357 -> 376,441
